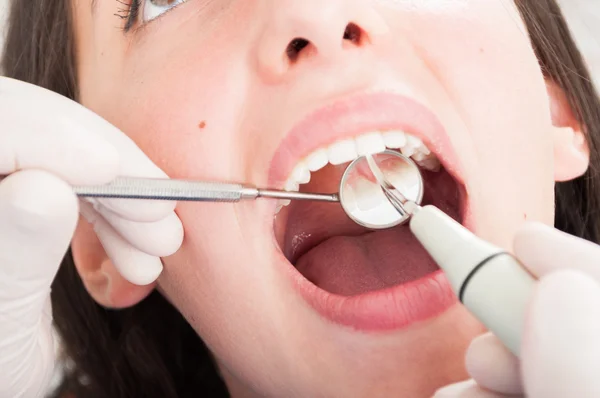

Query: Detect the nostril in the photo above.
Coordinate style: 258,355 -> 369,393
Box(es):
283,24 -> 365,65
343,23 -> 363,45
286,38 -> 310,63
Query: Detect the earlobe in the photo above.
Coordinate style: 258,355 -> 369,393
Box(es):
553,126 -> 589,182
546,80 -> 590,182
71,217 -> 155,309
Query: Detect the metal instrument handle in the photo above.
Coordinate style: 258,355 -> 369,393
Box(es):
73,177 -> 248,202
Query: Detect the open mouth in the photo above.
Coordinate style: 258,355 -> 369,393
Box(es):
275,130 -> 464,293
270,93 -> 465,330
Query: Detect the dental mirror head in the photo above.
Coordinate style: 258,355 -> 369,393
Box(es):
339,150 -> 424,229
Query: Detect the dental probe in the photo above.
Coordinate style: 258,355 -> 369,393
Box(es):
366,155 -> 535,357
72,177 -> 339,203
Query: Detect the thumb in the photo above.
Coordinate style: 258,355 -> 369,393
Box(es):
465,333 -> 523,395
433,380 -> 518,398
0,170 -> 79,397
514,222 -> 600,280
522,270 -> 600,398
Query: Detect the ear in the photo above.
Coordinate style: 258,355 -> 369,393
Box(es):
547,80 -> 590,182
71,217 -> 155,309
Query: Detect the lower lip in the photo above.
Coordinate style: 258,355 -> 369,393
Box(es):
275,184 -> 466,331
283,256 -> 457,331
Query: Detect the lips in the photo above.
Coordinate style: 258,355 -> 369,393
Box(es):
270,93 -> 466,331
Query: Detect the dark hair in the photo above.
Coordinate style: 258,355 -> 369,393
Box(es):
3,1 -> 600,397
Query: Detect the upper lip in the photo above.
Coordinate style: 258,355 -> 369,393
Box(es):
268,92 -> 464,187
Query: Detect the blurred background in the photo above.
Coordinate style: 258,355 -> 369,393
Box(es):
0,0 -> 598,82
561,0 -> 600,84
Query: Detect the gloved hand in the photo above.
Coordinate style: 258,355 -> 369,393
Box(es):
434,222 -> 600,398
0,77 -> 183,398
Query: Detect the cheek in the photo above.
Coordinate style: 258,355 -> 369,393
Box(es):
81,3 -> 261,183
107,61 -> 248,182
157,200 -> 287,381
400,1 -> 555,241
410,1 -> 552,144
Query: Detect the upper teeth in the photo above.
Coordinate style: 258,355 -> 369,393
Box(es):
281,131 -> 440,196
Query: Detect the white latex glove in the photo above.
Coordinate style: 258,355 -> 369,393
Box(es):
0,77 -> 183,398
434,222 -> 600,398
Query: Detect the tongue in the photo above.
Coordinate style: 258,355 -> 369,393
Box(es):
282,159 -> 461,297
295,226 -> 439,296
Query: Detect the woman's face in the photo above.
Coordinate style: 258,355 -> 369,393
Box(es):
73,0 -> 559,396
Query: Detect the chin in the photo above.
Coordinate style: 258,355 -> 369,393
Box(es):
218,302 -> 483,398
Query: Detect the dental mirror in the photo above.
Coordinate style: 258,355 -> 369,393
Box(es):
339,150 -> 424,229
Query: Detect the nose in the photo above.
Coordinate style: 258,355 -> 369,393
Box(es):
255,1 -> 389,81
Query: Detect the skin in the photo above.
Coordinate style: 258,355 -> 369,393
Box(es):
70,0 -> 589,396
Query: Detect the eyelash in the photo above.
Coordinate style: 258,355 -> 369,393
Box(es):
115,0 -> 140,32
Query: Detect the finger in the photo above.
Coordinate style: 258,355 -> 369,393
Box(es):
522,270 -> 600,398
86,196 -> 177,223
66,99 -> 177,220
0,171 -> 77,313
80,204 -> 163,285
0,127 -> 119,186
84,201 -> 183,257
0,79 -> 119,186
513,222 -> 600,280
433,380 -> 519,398
0,77 -> 175,220
466,333 -> 523,395
0,170 -> 78,397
